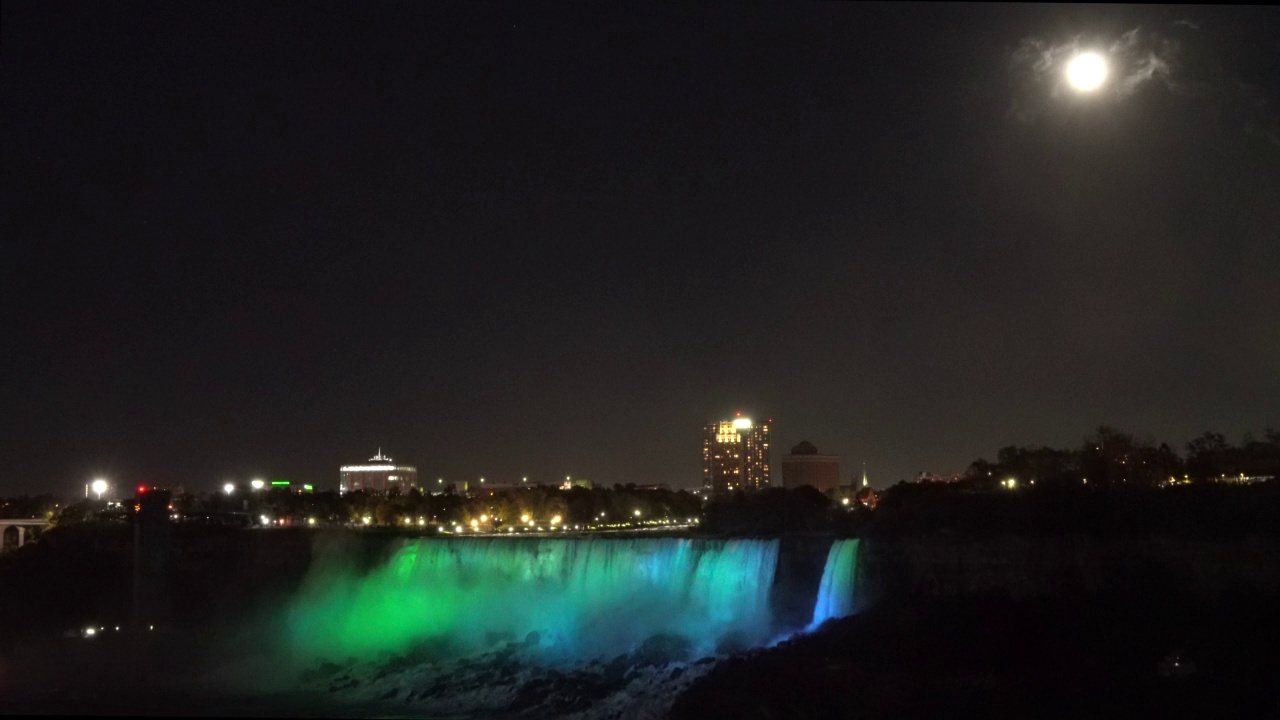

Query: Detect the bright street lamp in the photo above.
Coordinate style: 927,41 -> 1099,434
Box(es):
91,479 -> 107,500
223,483 -> 235,495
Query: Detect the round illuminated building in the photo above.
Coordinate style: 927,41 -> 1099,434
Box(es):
339,449 -> 418,494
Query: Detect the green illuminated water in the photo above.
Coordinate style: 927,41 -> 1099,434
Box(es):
810,539 -> 859,628
285,537 -> 779,663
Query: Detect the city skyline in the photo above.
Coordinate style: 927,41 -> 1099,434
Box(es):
5,413 -> 885,496
3,4 -> 1277,497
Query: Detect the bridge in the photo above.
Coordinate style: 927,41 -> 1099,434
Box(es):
0,518 -> 48,552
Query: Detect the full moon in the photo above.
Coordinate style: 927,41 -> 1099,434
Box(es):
1065,52 -> 1108,92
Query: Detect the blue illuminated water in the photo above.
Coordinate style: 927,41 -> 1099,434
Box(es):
810,539 -> 860,628
285,537 -> 780,662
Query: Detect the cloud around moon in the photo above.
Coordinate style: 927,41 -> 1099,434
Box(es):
1005,19 -> 1278,146
1008,26 -> 1177,120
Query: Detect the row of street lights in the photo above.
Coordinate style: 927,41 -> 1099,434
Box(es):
89,477 -> 271,500
87,477 -> 270,500
94,475 -> 657,501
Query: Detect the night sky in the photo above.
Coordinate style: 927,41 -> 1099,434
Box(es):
3,3 -> 1277,496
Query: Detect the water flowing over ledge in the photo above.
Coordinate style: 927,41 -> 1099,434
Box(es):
810,539 -> 860,628
285,537 -> 781,663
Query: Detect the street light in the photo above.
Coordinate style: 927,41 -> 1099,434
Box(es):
223,483 -> 235,495
251,479 -> 265,491
91,479 -> 107,500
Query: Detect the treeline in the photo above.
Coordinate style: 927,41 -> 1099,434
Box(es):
962,426 -> 1280,490
0,494 -> 61,520
701,486 -> 869,535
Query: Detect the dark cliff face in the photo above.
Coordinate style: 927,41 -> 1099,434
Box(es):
864,482 -> 1280,540
677,530 -> 1280,720
856,483 -> 1280,603
859,534 -> 1280,602
674,583 -> 1280,720
0,524 -> 409,645
769,537 -> 834,632
678,488 -> 1280,720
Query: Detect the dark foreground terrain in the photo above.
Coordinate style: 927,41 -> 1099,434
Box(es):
675,583 -> 1279,719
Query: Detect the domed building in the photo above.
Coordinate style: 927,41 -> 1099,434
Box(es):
339,449 -> 418,494
780,441 -> 840,493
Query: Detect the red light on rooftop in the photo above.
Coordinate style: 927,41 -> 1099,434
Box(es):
735,411 -> 741,416
137,485 -> 147,494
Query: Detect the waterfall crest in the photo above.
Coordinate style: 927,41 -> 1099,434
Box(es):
286,537 -> 779,661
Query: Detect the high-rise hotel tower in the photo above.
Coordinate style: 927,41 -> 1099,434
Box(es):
702,413 -> 772,495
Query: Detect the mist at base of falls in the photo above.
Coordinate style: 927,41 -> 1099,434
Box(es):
283,537 -> 783,665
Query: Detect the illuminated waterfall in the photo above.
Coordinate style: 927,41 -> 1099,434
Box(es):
810,539 -> 860,628
285,537 -> 779,662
